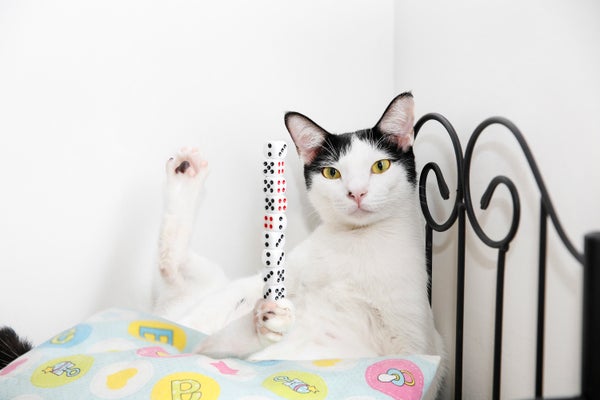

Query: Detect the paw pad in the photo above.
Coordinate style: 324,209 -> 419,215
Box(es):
175,160 -> 191,174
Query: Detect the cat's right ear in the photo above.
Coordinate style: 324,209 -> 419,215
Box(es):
284,112 -> 328,165
375,92 -> 415,152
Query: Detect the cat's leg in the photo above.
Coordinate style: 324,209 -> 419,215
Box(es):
194,297 -> 295,359
154,147 -> 228,320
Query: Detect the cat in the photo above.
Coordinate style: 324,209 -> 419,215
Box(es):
154,92 -> 444,366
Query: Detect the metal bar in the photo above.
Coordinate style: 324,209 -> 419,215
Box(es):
492,249 -> 507,400
455,204 -> 466,400
536,203 -> 548,397
426,224 -> 433,305
582,232 -> 600,400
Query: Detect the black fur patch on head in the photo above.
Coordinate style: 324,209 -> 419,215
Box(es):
303,127 -> 416,189
0,327 -> 33,369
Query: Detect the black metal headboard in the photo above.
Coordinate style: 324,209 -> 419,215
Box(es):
414,114 -> 599,400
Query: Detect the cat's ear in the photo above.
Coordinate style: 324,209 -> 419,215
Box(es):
284,112 -> 328,165
375,92 -> 415,152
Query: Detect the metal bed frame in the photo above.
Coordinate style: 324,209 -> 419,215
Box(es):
414,114 -> 599,400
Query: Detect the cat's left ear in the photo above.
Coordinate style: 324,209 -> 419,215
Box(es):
375,92 -> 415,152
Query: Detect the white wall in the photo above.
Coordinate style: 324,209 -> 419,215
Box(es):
395,1 -> 600,399
0,0 -> 394,342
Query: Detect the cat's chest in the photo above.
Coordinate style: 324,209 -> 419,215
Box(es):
287,226 -> 403,290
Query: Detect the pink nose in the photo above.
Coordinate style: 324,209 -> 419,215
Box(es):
348,190 -> 367,203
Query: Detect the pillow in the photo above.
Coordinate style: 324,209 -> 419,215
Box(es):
0,308 -> 440,400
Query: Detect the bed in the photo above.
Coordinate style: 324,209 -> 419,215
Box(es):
0,114 -> 597,400
415,113 -> 599,400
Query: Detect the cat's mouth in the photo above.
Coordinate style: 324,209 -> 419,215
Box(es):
348,204 -> 373,216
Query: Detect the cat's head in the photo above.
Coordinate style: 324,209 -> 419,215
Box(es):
284,93 -> 417,228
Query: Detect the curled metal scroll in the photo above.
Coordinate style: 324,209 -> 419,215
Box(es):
463,116 -> 585,400
463,117 -> 583,262
414,113 -> 464,232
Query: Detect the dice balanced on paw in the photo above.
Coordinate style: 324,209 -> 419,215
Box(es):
255,140 -> 295,344
261,140 -> 289,301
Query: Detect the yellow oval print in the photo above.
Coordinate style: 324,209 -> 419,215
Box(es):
31,355 -> 94,388
151,372 -> 220,400
263,370 -> 327,400
128,320 -> 186,351
90,360 -> 154,399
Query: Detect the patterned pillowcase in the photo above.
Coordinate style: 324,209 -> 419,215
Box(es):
0,308 -> 440,400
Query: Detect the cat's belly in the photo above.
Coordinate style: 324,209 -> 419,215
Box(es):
249,294 -> 381,361
250,324 -> 378,361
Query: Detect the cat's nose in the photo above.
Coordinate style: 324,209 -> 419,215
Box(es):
347,190 -> 368,202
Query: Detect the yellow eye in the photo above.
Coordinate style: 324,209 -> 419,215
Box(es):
371,159 -> 391,174
321,167 -> 341,180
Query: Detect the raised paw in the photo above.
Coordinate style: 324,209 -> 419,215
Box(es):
163,147 -> 209,213
166,147 -> 208,178
254,298 -> 295,345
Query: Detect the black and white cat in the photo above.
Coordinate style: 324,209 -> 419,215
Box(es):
154,93 -> 444,367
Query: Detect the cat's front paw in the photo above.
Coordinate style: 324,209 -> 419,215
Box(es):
254,298 -> 295,345
166,147 -> 208,179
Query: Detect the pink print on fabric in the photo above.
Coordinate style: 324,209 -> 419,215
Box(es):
136,346 -> 193,358
0,357 -> 28,376
365,359 -> 425,400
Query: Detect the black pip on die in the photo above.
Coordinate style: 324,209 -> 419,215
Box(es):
262,140 -> 288,301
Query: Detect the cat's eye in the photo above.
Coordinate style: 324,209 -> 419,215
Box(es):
371,159 -> 391,174
322,167 -> 341,180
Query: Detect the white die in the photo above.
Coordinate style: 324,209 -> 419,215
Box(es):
263,284 -> 286,301
264,141 -> 288,159
263,178 -> 287,195
263,231 -> 285,249
263,213 -> 287,232
264,195 -> 287,212
262,160 -> 285,176
262,266 -> 286,285
262,249 -> 285,268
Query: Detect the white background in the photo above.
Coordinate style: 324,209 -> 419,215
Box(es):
1,1 -> 598,399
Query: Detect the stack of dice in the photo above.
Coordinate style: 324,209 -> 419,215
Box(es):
261,141 -> 288,301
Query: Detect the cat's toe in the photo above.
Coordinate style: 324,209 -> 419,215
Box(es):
254,298 -> 295,344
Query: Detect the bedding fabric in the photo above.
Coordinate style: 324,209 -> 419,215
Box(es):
0,308 -> 439,399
